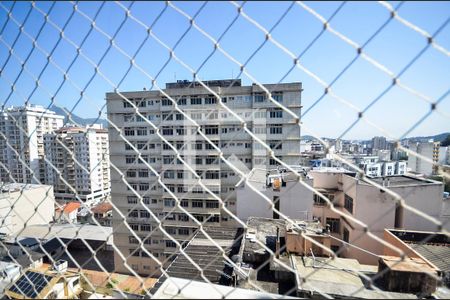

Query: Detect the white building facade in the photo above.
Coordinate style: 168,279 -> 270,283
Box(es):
0,105 -> 64,184
106,79 -> 302,275
408,141 -> 440,175
43,125 -> 110,205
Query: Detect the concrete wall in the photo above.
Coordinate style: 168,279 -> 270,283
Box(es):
344,177 -> 443,264
8,185 -> 55,234
237,178 -> 313,222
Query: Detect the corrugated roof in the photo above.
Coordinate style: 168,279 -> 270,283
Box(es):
409,243 -> 450,272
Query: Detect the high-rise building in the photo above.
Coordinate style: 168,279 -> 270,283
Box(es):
371,136 -> 388,151
0,105 -> 64,184
106,79 -> 302,275
43,125 -> 110,205
408,141 -> 440,175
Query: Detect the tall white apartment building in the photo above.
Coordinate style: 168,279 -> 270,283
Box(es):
43,125 -> 110,205
408,141 -> 440,175
106,79 -> 302,275
0,105 -> 64,184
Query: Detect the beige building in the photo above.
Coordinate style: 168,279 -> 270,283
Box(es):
106,79 -> 302,275
236,167 -> 313,222
310,169 -> 445,265
0,183 -> 55,236
0,105 -> 64,184
43,125 -> 110,205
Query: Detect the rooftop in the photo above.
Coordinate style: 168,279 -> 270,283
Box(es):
62,202 -> 81,214
360,175 -> 442,187
388,229 -> 450,273
91,202 -> 113,214
0,183 -> 50,193
166,79 -> 242,89
292,256 -> 416,299
11,224 -> 113,246
152,277 -> 294,299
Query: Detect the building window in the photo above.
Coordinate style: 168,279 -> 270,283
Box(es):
161,98 -> 172,106
206,201 -> 219,209
164,199 -> 175,207
313,193 -> 334,206
166,227 -> 177,234
165,240 -> 176,248
124,128 -> 135,136
178,228 -> 190,235
127,196 -> 138,204
190,96 -> 202,105
177,98 -> 187,105
207,215 -> 220,223
123,101 -> 133,108
326,218 -> 340,234
205,126 -> 218,135
205,96 -> 217,105
254,93 -> 266,103
269,109 -> 283,118
192,200 -> 203,208
269,125 -> 283,135
272,92 -> 283,102
343,228 -> 349,243
344,194 -> 353,214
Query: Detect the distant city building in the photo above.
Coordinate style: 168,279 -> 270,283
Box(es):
439,146 -> 450,166
90,201 -> 113,226
408,141 -> 440,175
0,183 -> 55,236
43,125 -> 110,205
55,202 -> 81,224
106,79 -> 302,275
0,105 -> 64,184
372,136 -> 388,151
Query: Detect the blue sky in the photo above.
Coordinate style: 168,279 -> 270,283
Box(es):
0,1 -> 449,140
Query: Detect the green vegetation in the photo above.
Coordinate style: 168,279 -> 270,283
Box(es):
429,175 -> 450,193
441,134 -> 450,147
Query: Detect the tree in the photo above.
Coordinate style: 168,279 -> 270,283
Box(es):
441,134 -> 450,147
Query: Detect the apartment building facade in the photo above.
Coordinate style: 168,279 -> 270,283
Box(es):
0,105 -> 64,184
43,125 -> 110,205
106,79 -> 302,275
408,141 -> 440,175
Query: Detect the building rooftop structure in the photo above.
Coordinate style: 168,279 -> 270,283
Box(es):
61,202 -> 81,214
152,277 -> 294,299
10,224 -> 113,246
5,268 -> 81,299
151,226 -> 242,294
0,183 -> 48,193
364,175 -> 442,187
384,228 -> 450,288
90,202 -> 113,214
165,79 -> 242,89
